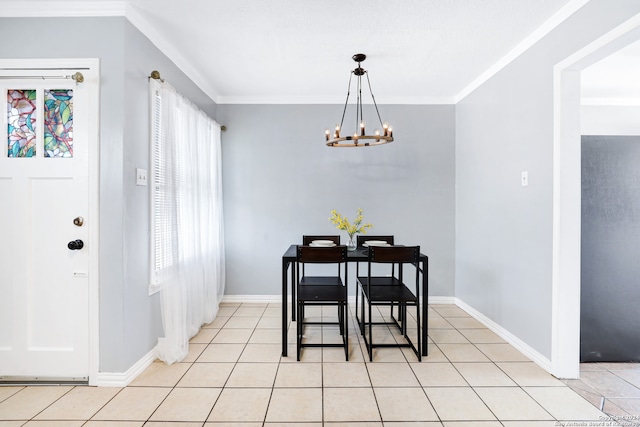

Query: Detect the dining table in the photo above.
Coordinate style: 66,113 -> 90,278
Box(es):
281,244 -> 429,358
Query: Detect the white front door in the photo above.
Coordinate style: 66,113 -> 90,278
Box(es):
0,61 -> 98,381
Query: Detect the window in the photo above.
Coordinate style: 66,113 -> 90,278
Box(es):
148,78 -> 225,363
149,84 -> 178,291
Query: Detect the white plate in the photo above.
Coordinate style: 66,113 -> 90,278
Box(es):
364,240 -> 391,247
311,240 -> 334,245
309,242 -> 336,247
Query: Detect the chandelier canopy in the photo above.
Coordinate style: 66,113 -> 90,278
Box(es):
325,53 -> 393,147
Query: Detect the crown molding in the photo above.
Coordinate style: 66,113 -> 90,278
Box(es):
454,0 -> 590,103
0,1 -> 126,17
216,95 -> 456,105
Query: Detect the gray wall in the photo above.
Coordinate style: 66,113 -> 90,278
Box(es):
581,135 -> 640,362
217,104 -> 456,297
455,0 -> 640,359
0,17 -> 218,373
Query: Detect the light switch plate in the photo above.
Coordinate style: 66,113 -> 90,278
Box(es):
136,168 -> 148,186
521,171 -> 529,187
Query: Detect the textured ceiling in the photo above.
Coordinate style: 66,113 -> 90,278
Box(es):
1,0 -> 597,104
125,0 -> 576,103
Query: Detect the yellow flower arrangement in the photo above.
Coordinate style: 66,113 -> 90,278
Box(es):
329,208 -> 373,238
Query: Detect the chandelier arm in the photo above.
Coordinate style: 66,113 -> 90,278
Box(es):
338,71 -> 354,131
365,72 -> 385,129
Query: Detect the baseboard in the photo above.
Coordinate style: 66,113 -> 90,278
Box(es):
222,295 -> 457,305
429,296 -> 457,305
95,346 -> 157,387
454,298 -> 553,372
222,295 -> 281,303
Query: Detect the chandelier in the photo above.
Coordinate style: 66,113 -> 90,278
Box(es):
325,53 -> 393,147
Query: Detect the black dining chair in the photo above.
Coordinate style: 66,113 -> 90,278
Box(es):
291,235 -> 341,321
296,244 -> 349,361
357,245 -> 421,361
354,235 -> 395,334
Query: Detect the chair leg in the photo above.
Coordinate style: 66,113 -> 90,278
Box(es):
344,300 -> 349,361
401,303 -> 407,335
359,288 -> 366,335
297,300 -> 302,361
416,303 -> 421,362
355,286 -> 360,330
292,265 -> 297,321
367,301 -> 373,362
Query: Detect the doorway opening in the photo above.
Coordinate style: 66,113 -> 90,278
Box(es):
552,13 -> 640,378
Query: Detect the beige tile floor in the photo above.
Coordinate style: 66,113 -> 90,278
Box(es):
0,302 -> 632,426
563,362 -> 640,420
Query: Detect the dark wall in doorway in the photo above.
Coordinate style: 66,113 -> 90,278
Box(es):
581,135 -> 640,362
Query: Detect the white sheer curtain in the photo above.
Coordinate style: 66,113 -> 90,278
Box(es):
151,79 -> 225,365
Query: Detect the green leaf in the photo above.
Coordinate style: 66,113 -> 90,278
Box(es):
60,102 -> 71,124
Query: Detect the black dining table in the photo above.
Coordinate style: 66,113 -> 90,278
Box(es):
281,244 -> 429,358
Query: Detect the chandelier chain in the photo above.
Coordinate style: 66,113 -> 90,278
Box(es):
339,71 -> 354,131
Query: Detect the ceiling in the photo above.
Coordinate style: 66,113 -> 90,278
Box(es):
4,0 -> 629,104
581,39 -> 640,105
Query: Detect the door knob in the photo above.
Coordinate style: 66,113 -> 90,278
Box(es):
68,239 -> 84,250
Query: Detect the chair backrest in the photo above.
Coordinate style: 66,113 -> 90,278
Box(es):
368,245 -> 420,264
357,235 -> 394,247
367,245 -> 420,285
297,245 -> 347,263
297,245 -> 348,279
302,235 -> 340,245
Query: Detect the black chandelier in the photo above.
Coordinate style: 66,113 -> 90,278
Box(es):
325,53 -> 393,147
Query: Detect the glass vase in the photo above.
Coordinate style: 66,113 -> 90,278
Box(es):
346,234 -> 357,251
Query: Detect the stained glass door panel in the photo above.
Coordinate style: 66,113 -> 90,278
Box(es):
44,89 -> 73,158
7,89 -> 36,158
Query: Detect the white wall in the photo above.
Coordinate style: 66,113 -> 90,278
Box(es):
455,0 -> 640,361
581,104 -> 640,134
218,104 -> 456,297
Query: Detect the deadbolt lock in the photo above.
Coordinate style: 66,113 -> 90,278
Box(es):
68,239 -> 84,250
73,216 -> 84,227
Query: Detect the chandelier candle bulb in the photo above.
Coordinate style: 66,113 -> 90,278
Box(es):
388,126 -> 393,138
335,124 -> 340,138
325,129 -> 330,141
360,121 -> 366,136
